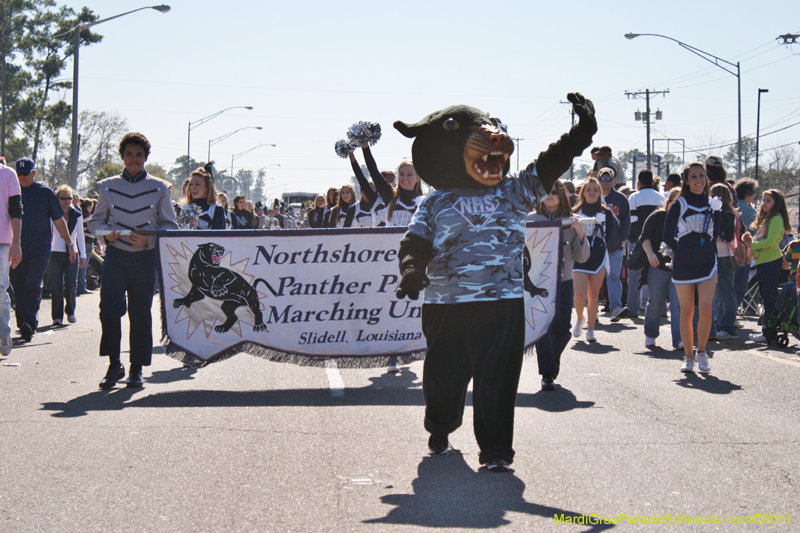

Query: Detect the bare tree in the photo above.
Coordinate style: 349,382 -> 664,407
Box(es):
74,109 -> 128,180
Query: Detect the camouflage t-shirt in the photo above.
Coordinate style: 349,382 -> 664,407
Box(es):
407,163 -> 546,304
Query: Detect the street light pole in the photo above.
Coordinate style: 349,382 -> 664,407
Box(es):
70,5 -> 170,190
625,33 -> 742,180
230,143 -> 276,176
207,127 -> 262,162
187,105 -> 253,178
755,88 -> 768,183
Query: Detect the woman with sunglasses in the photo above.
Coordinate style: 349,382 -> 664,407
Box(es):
49,184 -> 86,325
663,163 -> 721,373
529,180 -> 589,389
572,175 -> 621,342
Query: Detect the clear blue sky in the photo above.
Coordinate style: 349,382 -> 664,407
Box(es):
61,0 -> 800,197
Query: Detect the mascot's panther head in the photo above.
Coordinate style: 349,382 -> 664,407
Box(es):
394,105 -> 514,190
197,243 -> 225,266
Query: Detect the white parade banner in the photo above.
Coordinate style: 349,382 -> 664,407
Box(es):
158,222 -> 561,367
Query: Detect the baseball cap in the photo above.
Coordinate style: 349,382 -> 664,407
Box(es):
16,157 -> 35,175
597,167 -> 615,181
705,155 -> 723,167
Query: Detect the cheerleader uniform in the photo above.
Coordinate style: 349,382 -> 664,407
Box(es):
663,192 -> 720,284
385,190 -> 425,227
573,202 -> 618,275
324,202 -> 354,228
190,199 -> 227,230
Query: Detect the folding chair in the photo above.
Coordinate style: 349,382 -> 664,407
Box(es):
740,276 -> 761,317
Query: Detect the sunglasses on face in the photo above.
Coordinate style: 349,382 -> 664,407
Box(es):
58,197 -> 72,201
598,176 -> 614,182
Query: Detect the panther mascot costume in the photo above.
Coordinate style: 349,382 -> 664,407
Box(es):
394,93 -> 596,472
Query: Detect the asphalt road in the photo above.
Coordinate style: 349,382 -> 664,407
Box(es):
1,290 -> 798,532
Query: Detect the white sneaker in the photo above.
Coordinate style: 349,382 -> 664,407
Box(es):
572,317 -> 586,338
0,335 -> 11,355
387,365 -> 400,373
645,336 -> 656,347
586,330 -> 597,343
715,331 -> 734,340
53,318 -> 62,326
750,333 -> 767,343
696,351 -> 711,373
680,356 -> 695,373
68,315 -> 77,324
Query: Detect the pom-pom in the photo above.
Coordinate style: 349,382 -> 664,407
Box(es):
709,197 -> 723,212
335,139 -> 357,159
177,202 -> 204,229
346,121 -> 382,146
594,212 -> 606,225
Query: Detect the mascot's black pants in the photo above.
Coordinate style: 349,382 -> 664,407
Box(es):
99,247 -> 156,365
422,298 -> 524,465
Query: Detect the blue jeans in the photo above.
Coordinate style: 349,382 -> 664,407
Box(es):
771,281 -> 799,328
0,245 -> 10,337
644,267 -> 681,346
756,258 -> 783,334
535,280 -> 573,377
47,251 -> 79,321
607,248 -> 624,311
734,262 -> 751,310
627,267 -> 642,317
9,253 -> 50,330
715,256 -> 738,335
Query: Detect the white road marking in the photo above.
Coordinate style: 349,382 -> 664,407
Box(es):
325,360 -> 345,397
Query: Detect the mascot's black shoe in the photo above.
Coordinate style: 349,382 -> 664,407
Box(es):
486,459 -> 512,473
126,364 -> 144,388
541,376 -> 556,391
99,364 -> 125,390
428,435 -> 451,455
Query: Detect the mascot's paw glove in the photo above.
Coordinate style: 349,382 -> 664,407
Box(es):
396,270 -> 430,300
567,92 -> 597,137
396,233 -> 434,300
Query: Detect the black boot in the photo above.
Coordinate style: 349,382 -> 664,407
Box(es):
541,375 -> 556,391
99,357 -> 124,390
126,364 -> 144,388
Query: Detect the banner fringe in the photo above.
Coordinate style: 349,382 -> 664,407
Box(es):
163,340 -> 426,369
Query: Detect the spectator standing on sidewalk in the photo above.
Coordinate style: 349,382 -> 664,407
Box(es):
48,185 -> 86,326
597,168 -> 630,321
626,170 -> 665,319
10,157 -> 75,342
89,133 -> 178,389
0,161 -> 22,355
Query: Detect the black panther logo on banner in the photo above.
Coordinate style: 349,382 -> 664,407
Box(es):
523,245 -> 549,299
172,243 -> 277,333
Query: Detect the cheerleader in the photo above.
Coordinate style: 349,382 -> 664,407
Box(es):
308,195 -> 327,228
184,167 -> 226,230
663,162 -> 720,373
572,175 -> 620,343
324,185 -> 355,228
373,160 -> 424,227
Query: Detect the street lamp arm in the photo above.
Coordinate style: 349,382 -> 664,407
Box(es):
190,106 -> 253,130
232,143 -> 276,159
625,33 -> 738,76
209,127 -> 262,148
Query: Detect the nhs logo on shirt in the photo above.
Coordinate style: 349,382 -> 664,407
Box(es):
453,196 -> 500,232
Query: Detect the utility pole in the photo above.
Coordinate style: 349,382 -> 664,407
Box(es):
626,89 -> 669,171
511,137 -> 523,173
559,100 -> 576,181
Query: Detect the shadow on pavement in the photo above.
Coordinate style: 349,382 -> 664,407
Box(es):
39,368 -> 597,417
570,341 -> 620,354
363,453 -> 613,531
673,373 -> 742,394
516,386 -> 596,412
638,346 -> 682,360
